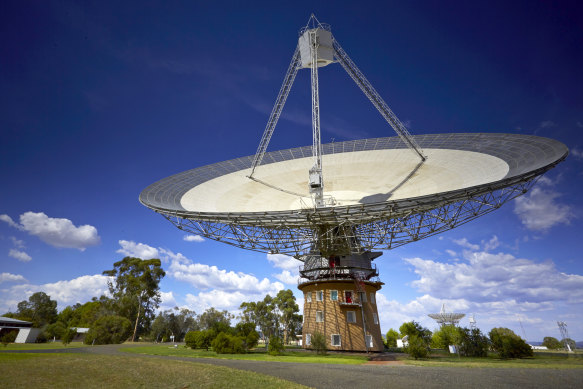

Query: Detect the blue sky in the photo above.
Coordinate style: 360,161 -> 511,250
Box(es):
1,1 -> 582,342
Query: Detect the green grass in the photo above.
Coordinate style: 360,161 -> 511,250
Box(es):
0,353 -> 310,388
122,344 -> 368,364
400,351 -> 583,369
0,341 -> 88,350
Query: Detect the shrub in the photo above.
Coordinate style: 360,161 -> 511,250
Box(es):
385,329 -> 399,348
1,330 -> 18,346
489,327 -> 533,359
61,328 -> 77,346
84,315 -> 132,345
211,332 -> 245,354
234,322 -> 260,350
542,336 -> 562,350
311,332 -> 327,355
45,321 -> 67,340
458,328 -> 489,357
185,330 -> 200,349
267,335 -> 284,356
405,335 -> 429,359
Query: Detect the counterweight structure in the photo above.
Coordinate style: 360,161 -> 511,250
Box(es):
140,16 -> 569,352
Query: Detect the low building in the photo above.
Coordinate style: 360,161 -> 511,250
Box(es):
0,317 -> 41,343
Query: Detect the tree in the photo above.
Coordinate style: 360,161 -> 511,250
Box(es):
150,307 -> 198,342
489,327 -> 533,359
1,331 -> 18,346
84,315 -> 132,345
267,335 -> 284,356
542,336 -> 562,350
240,297 -> 278,343
234,322 -> 260,350
272,289 -> 302,344
405,335 -> 429,359
385,328 -> 400,348
61,328 -> 77,346
198,307 -> 233,333
311,332 -> 327,355
457,328 -> 489,357
431,325 -> 461,350
14,292 -> 58,327
399,321 -> 432,346
103,257 -> 165,341
562,338 -> 576,351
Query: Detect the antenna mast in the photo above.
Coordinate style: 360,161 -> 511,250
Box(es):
248,14 -> 428,207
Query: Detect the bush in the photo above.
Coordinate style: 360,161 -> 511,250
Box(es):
489,327 -> 533,359
385,329 -> 399,348
234,322 -> 260,350
45,321 -> 67,340
542,336 -> 562,350
458,328 -> 489,357
61,328 -> 77,346
431,325 -> 461,351
405,335 -> 429,359
211,332 -> 245,354
84,315 -> 132,345
310,332 -> 327,355
1,330 -> 18,346
267,335 -> 284,356
185,330 -> 200,349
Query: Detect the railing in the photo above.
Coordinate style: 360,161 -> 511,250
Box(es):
297,264 -> 382,286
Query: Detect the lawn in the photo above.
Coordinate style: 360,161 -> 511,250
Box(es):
122,344 -> 368,364
0,353 -> 310,389
401,350 -> 583,369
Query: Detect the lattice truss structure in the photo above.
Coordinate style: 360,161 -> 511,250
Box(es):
162,178 -> 536,259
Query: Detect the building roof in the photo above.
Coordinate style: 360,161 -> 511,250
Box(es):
0,317 -> 32,325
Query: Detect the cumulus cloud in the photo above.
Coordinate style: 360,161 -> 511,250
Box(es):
452,238 -> 479,250
117,240 -> 160,259
0,272 -> 27,284
267,254 -> 301,285
0,274 -> 110,314
403,250 -> 583,305
0,214 -> 20,229
10,237 -> 25,248
482,236 -> 500,252
8,249 -> 32,262
514,186 -> 572,231
183,235 -> 205,242
2,212 -> 100,250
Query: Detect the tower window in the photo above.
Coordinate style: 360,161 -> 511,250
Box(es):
344,291 -> 353,303
306,333 -> 311,345
370,293 -> 375,304
373,313 -> 378,324
358,291 -> 367,303
331,334 -> 341,347
366,335 -> 373,348
316,290 -> 323,301
330,290 -> 338,301
347,311 -> 356,323
306,292 -> 312,303
316,311 -> 324,322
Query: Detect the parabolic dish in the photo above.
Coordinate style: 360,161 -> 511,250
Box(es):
140,133 -> 567,225
140,133 -> 566,255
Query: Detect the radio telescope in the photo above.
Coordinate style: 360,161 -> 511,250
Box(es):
428,304 -> 465,327
140,15 -> 568,352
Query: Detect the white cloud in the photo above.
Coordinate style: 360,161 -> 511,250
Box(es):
10,237 -> 25,248
452,238 -> 479,250
273,270 -> 300,285
0,273 -> 27,284
267,254 -> 301,285
158,291 -> 178,311
183,235 -> 205,242
539,120 -> 556,128
514,187 -> 572,231
117,240 -> 160,259
482,236 -> 500,252
0,274 -> 110,314
3,212 -> 101,250
8,249 -> 32,262
266,254 -> 298,271
0,214 -> 20,229
571,147 -> 583,160
169,259 -> 283,293
403,250 -> 583,305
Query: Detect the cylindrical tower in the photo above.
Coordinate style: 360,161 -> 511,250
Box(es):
298,251 -> 384,352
